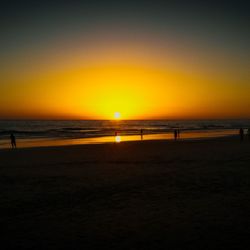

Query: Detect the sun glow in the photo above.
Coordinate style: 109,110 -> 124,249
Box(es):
2,52 -> 250,120
114,112 -> 121,119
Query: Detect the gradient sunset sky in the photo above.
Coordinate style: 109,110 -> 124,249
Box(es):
0,0 -> 249,120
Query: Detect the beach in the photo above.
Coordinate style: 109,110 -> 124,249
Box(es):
1,137 -> 250,249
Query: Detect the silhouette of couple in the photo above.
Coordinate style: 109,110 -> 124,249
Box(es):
174,129 -> 180,140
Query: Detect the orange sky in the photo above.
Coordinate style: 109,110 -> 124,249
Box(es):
1,41 -> 250,120
1,12 -> 250,120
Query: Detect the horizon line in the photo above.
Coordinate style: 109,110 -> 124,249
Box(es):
1,118 -> 250,122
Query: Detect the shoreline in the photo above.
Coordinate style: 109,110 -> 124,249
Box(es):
0,135 -> 246,155
0,129 -> 239,150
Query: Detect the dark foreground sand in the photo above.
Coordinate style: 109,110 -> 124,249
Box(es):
1,138 -> 250,249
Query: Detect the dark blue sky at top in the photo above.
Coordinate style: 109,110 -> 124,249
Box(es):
0,0 -> 249,59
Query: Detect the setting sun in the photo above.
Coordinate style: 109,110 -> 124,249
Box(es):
114,112 -> 121,119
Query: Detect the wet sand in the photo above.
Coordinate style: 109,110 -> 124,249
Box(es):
0,129 -> 238,149
1,137 -> 250,249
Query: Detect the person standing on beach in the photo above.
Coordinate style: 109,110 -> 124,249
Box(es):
177,129 -> 180,138
239,128 -> 244,141
140,129 -> 143,140
10,133 -> 16,149
174,129 -> 178,141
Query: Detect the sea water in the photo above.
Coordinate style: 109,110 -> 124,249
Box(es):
0,120 -> 249,148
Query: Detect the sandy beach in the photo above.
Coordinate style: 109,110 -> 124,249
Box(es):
1,137 -> 250,249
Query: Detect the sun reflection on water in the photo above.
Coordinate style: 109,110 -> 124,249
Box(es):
115,135 -> 121,143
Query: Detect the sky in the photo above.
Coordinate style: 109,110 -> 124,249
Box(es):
0,0 -> 249,120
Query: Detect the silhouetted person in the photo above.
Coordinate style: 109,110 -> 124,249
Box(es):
115,131 -> 118,136
140,129 -> 143,140
177,129 -> 180,138
239,128 -> 244,141
174,129 -> 178,141
248,128 -> 250,141
10,133 -> 16,149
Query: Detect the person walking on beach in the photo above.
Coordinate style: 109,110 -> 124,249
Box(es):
239,128 -> 244,141
140,129 -> 143,140
10,133 -> 16,149
174,129 -> 178,141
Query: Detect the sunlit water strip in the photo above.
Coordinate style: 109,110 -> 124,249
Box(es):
0,129 -> 239,149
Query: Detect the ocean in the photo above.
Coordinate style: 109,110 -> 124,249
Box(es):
0,120 -> 249,148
